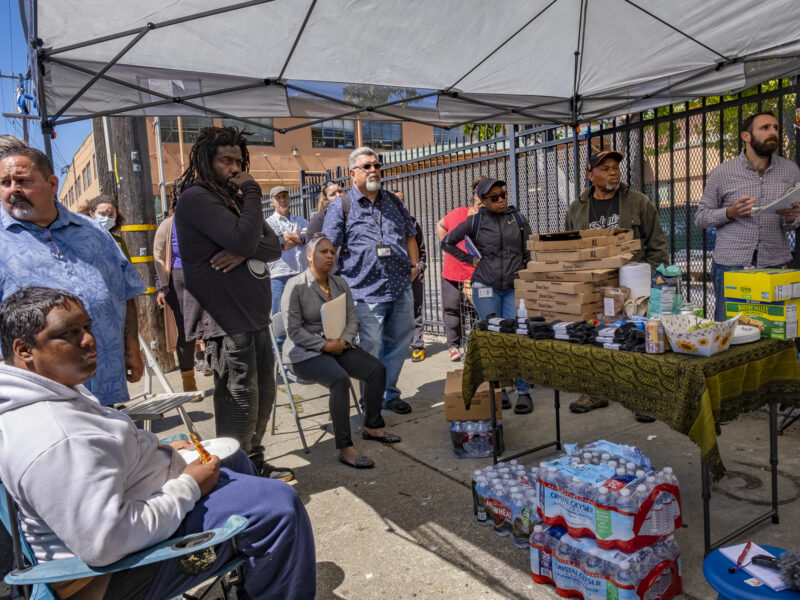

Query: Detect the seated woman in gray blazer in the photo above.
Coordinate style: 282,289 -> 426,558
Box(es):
281,233 -> 401,468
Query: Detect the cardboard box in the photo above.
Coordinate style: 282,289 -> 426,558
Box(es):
444,369 -> 503,421
724,298 -> 800,339
723,269 -> 800,302
526,308 -> 598,321
528,228 -> 634,250
532,279 -> 608,294
535,289 -> 599,303
526,253 -> 634,272
530,298 -> 597,313
530,239 -> 641,263
517,268 -> 618,283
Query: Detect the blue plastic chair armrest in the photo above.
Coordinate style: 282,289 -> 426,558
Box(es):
5,515 -> 248,585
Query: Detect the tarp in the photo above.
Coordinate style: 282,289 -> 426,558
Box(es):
20,0 -> 800,132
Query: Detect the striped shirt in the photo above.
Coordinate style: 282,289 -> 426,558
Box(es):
696,153 -> 800,267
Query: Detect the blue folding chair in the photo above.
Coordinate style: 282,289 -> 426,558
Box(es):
1,439 -> 249,600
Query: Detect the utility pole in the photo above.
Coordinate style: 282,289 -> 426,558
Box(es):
92,116 -> 175,372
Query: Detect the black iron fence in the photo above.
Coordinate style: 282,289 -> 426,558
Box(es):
265,78 -> 799,337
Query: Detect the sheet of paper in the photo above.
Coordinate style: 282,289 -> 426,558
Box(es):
751,183 -> 800,214
321,292 -> 347,340
719,543 -> 788,592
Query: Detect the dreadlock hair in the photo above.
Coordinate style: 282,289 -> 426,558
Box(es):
173,126 -> 250,211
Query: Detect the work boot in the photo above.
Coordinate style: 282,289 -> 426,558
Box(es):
180,370 -> 203,401
569,393 -> 609,414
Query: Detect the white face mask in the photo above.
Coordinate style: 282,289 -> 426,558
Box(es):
95,215 -> 116,231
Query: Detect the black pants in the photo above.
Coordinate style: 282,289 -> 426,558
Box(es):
441,276 -> 465,348
205,328 -> 275,455
164,268 -> 195,372
291,346 -> 386,449
411,275 -> 425,350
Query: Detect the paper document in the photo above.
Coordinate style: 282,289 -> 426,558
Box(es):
751,183 -> 800,214
321,293 -> 347,339
464,235 -> 482,258
720,543 -> 788,591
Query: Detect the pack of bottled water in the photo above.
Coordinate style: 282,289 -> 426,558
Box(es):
536,441 -> 682,552
530,524 -> 682,600
450,420 -> 503,458
472,460 -> 538,548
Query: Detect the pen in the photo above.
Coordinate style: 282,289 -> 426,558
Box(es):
729,541 -> 752,573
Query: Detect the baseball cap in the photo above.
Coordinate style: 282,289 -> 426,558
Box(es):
269,186 -> 289,198
475,178 -> 506,199
587,150 -> 623,171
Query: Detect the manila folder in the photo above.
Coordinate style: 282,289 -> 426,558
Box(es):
321,293 -> 347,339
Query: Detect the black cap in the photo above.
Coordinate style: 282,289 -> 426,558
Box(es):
587,150 -> 623,171
475,178 -> 506,198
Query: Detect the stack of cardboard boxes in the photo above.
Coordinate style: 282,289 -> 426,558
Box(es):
514,229 -> 639,321
723,269 -> 800,339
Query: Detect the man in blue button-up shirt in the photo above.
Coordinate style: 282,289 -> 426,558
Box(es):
0,147 -> 145,405
323,147 -> 420,414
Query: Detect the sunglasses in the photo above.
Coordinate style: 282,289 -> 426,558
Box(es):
355,162 -> 382,171
483,191 -> 507,203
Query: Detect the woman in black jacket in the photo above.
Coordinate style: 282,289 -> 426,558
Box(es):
441,178 -> 534,414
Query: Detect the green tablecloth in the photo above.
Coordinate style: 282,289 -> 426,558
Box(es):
462,331 -> 800,480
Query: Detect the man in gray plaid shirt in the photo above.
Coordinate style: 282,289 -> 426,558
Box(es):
696,112 -> 800,320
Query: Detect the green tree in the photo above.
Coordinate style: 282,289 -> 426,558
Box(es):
341,84 -> 421,107
462,123 -> 504,140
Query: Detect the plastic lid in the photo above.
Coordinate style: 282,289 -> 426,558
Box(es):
616,468 -> 626,475
601,453 -> 611,459
597,486 -> 609,494
663,466 -> 673,474
636,470 -> 645,477
636,485 -> 647,493
533,525 -> 543,532
627,462 -> 636,468
620,561 -> 631,569
620,488 -> 631,497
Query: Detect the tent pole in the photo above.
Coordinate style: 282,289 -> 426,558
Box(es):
572,122 -> 579,203
33,51 -> 53,162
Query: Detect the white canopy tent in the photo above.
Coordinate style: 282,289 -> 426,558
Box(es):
19,0 -> 800,150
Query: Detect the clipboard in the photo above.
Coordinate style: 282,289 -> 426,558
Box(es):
320,293 -> 347,339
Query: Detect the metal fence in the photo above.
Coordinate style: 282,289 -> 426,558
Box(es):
265,78 -> 799,337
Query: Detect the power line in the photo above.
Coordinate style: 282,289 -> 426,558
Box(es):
7,0 -> 14,69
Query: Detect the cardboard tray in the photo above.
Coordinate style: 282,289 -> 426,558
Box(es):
530,239 -> 641,263
528,228 -> 633,250
517,268 -> 619,283
526,253 -> 635,272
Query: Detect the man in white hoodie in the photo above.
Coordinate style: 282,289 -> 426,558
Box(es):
0,286 -> 315,600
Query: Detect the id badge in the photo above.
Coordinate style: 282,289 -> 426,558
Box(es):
477,286 -> 494,299
376,244 -> 393,258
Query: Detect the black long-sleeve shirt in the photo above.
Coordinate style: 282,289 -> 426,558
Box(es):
175,180 -> 281,339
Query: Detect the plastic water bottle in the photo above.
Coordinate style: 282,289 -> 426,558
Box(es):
593,485 -> 612,509
607,460 -> 618,471
525,487 -> 539,517
626,461 -> 637,475
531,524 -> 551,551
592,451 -> 601,464
555,538 -> 574,563
616,488 -> 637,514
601,452 -> 611,464
583,451 -> 593,464
583,548 -> 606,577
517,298 -> 527,318
615,561 -> 637,588
616,467 -> 627,478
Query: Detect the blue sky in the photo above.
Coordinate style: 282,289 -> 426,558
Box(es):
1,0 -> 91,188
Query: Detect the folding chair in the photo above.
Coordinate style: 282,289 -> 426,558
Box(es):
269,312 -> 362,454
118,335 -> 201,436
1,480 -> 248,600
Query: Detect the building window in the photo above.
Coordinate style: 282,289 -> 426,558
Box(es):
158,116 -> 215,143
361,121 -> 402,150
221,117 -> 275,146
311,119 -> 355,149
433,126 -> 466,145
82,163 -> 92,190
75,175 -> 82,194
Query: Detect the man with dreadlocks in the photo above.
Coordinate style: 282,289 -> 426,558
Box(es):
174,126 -> 293,481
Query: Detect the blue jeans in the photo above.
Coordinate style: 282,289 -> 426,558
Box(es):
355,283 -> 415,405
270,275 -> 293,315
471,281 -> 530,395
143,450 -> 316,600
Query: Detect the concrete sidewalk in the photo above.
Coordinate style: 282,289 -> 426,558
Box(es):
138,339 -> 800,599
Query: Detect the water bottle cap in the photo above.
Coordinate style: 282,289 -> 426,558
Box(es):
636,470 -> 645,477
663,466 -> 673,474
533,525 -> 543,532
646,476 -> 657,483
598,486 -> 609,494
620,488 -> 631,496
621,561 -> 631,569
627,462 -> 636,469
636,485 -> 647,492
572,476 -> 581,483
616,468 -> 626,475
601,453 -> 611,460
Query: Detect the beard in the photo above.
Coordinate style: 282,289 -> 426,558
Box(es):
365,178 -> 381,192
750,136 -> 778,158
602,181 -> 620,193
7,195 -> 36,220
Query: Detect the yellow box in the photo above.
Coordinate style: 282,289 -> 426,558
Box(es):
723,269 -> 800,302
724,298 -> 800,339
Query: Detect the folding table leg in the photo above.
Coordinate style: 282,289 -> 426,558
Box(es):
770,402 -> 779,524
554,390 -> 562,451
489,381 -> 499,465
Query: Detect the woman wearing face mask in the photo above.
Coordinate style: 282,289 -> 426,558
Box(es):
281,233 -> 400,468
306,180 -> 345,236
441,178 -> 534,415
88,194 -> 130,259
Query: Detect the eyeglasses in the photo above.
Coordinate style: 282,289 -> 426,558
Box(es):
355,162 -> 382,171
483,191 -> 507,203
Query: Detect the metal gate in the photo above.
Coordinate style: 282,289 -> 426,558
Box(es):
266,78 -> 799,337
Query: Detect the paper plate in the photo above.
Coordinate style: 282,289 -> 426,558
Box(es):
178,437 -> 240,462
731,324 -> 761,345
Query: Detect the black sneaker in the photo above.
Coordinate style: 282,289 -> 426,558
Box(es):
383,398 -> 412,414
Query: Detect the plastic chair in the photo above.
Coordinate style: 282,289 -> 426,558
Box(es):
269,312 -> 363,454
118,335 -> 201,436
1,479 -> 248,600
